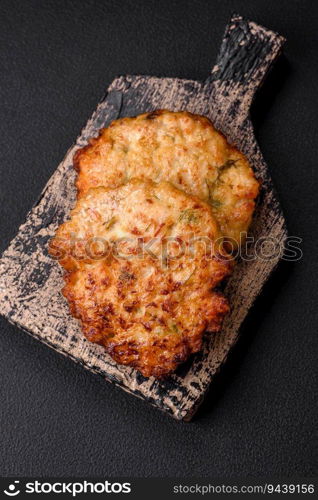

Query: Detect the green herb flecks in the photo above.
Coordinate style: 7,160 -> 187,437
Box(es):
210,198 -> 223,208
218,159 -> 238,173
171,323 -> 179,334
179,209 -> 200,224
205,178 -> 223,209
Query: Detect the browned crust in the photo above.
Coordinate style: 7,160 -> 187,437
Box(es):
50,178 -> 233,378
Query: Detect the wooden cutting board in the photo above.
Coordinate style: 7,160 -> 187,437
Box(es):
0,14 -> 287,420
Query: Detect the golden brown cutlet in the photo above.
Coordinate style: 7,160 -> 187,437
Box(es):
50,179 -> 232,377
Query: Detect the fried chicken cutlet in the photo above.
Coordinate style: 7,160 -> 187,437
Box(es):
50,179 -> 232,377
74,110 -> 259,247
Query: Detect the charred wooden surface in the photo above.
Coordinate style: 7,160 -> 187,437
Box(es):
0,14 -> 287,420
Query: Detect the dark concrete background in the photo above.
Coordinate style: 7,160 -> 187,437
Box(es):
0,0 -> 317,477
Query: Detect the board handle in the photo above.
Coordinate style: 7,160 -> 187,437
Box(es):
208,14 -> 285,119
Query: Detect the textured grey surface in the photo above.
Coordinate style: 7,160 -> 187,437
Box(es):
0,15 -> 286,420
0,0 -> 317,477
